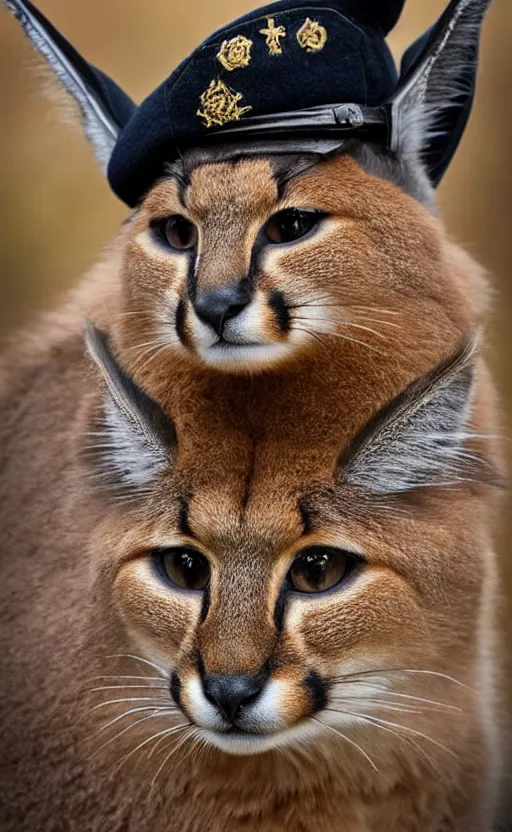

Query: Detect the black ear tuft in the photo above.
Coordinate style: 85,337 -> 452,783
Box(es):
85,322 -> 176,497
344,0 -> 406,35
3,0 -> 135,172
389,0 -> 492,186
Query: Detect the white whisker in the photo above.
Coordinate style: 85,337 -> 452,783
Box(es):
292,324 -> 381,354
90,685 -> 168,692
312,717 -> 379,772
92,675 -> 168,683
97,705 -> 170,733
150,726 -> 195,786
92,712 -> 167,757
349,316 -> 402,329
342,321 -> 391,341
113,722 -> 190,773
331,668 -> 470,690
105,654 -> 168,679
331,681 -> 462,712
338,710 -> 456,757
328,697 -> 423,714
323,707 -> 437,771
91,697 -> 165,711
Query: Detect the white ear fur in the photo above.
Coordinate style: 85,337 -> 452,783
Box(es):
338,335 -> 484,494
85,322 -> 175,495
390,0 -> 491,167
4,0 -> 125,171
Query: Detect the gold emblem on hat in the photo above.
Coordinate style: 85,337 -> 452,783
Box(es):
259,17 -> 287,55
297,18 -> 328,52
217,35 -> 253,71
197,79 -> 252,128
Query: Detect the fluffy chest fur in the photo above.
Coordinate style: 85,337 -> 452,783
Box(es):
0,268 -> 502,831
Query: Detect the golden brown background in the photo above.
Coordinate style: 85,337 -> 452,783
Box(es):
0,0 -> 511,757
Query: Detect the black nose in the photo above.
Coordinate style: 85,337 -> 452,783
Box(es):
202,673 -> 265,723
193,282 -> 252,337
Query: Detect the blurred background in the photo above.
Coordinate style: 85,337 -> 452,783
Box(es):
0,0 -> 511,748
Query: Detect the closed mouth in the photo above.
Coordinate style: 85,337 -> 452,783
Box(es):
196,719 -> 322,756
196,340 -> 293,370
212,339 -> 263,348
223,726 -> 266,737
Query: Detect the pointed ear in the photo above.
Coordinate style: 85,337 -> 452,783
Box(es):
342,1 -> 406,35
389,0 -> 491,186
85,322 -> 176,497
337,334 -> 489,495
4,0 -> 135,172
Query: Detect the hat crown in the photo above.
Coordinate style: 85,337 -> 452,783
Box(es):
328,0 -> 406,34
5,0 -> 492,205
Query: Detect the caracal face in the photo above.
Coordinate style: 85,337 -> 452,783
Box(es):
114,151 -> 469,377
86,328 -> 491,762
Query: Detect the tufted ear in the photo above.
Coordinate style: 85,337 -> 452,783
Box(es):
4,0 -> 135,172
390,0 -> 492,186
337,334 -> 489,495
339,0 -> 406,35
85,322 -> 176,497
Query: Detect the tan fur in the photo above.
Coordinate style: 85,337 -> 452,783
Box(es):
116,154 -> 481,374
0,153 -> 505,831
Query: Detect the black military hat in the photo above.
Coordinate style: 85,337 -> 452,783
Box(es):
5,0 -> 491,206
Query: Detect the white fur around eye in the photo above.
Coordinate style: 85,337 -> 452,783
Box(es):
286,569 -> 375,627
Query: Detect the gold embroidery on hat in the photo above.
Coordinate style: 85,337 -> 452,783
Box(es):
259,17 -> 287,55
297,18 -> 328,52
197,79 -> 252,128
217,35 -> 253,71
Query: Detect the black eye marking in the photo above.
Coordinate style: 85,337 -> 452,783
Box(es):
170,671 -> 182,708
175,298 -> 188,347
200,582 -> 211,623
304,670 -> 327,714
288,546 -> 362,595
195,652 -> 206,680
263,208 -> 327,246
297,498 -> 313,536
274,578 -> 289,633
178,495 -> 192,537
152,546 -> 210,592
150,215 -> 198,251
268,289 -> 291,333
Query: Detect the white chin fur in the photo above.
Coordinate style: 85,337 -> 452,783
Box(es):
196,342 -> 293,372
196,719 -> 324,756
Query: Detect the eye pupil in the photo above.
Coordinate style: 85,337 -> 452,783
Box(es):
264,209 -> 322,245
289,547 -> 352,593
157,547 -> 210,591
151,215 -> 197,250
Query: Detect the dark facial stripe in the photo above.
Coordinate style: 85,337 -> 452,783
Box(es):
268,289 -> 291,334
200,581 -> 210,623
170,671 -> 182,708
273,576 -> 290,633
175,298 -> 189,348
165,160 -> 190,209
195,652 -> 206,681
271,155 -> 323,201
298,497 -> 313,536
304,670 -> 327,714
178,494 -> 192,537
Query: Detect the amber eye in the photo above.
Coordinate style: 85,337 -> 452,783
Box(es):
155,547 -> 210,591
151,215 -> 198,251
289,547 -> 354,594
263,209 -> 324,245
